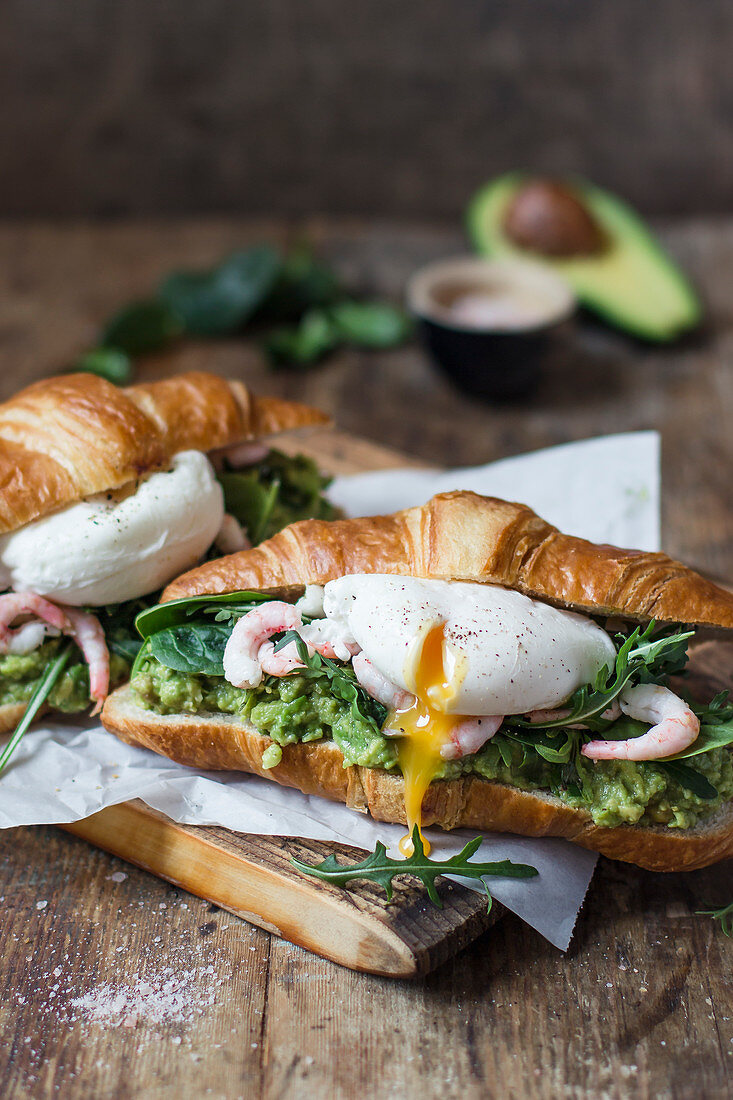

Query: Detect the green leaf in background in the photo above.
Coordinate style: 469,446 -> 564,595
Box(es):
101,299 -> 183,356
149,623 -> 233,676
329,300 -> 413,347
73,347 -> 133,385
292,825 -> 538,910
263,308 -> 340,368
258,244 -> 341,322
159,245 -> 281,336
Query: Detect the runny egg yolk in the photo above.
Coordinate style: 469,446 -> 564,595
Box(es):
391,623 -> 468,856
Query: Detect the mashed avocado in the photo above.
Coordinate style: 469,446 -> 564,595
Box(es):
0,639 -> 129,713
132,655 -> 733,829
132,655 -> 398,770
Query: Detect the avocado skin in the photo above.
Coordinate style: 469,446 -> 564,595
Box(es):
467,173 -> 701,342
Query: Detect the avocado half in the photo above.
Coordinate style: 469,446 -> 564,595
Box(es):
467,173 -> 701,341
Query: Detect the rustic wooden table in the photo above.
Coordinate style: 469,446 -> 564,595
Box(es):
0,219 -> 731,1099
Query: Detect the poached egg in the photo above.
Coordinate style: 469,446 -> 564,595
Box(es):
0,450 -> 224,606
322,574 -> 615,851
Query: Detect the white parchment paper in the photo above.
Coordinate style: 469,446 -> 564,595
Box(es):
0,432 -> 661,951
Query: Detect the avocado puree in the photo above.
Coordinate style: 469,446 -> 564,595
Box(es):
0,639 -> 129,713
132,657 -> 733,830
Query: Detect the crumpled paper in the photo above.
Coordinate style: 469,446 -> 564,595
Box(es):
0,431 -> 660,951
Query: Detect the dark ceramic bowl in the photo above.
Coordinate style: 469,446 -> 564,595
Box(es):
406,257 -> 576,401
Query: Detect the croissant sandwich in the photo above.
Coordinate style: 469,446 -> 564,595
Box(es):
102,491 -> 733,871
0,370 -> 334,742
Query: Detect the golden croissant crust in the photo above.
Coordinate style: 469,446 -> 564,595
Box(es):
163,490 -> 733,630
0,371 -> 328,534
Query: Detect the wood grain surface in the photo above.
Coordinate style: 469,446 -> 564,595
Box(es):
2,1 -> 733,220
0,218 -> 732,1099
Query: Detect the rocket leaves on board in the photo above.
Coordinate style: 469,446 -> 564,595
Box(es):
292,825 -> 538,912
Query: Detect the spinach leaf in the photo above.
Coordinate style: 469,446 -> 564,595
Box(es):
329,300 -> 413,348
101,299 -> 183,356
74,347 -> 133,385
219,449 -> 337,542
135,591 -> 271,640
217,471 -> 281,545
258,245 -> 340,322
657,760 -> 718,800
149,623 -> 232,676
263,309 -> 339,368
159,246 -> 280,336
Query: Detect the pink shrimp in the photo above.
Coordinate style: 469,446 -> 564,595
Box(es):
63,607 -> 110,713
440,715 -> 504,760
298,619 -> 360,662
0,592 -> 72,652
352,653 -> 414,711
223,602 -> 303,689
0,593 -> 110,710
582,684 -> 699,761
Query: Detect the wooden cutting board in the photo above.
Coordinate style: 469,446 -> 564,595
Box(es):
62,430 -> 503,979
59,430 -> 733,978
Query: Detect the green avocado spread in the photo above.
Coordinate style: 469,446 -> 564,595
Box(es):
0,639 -> 129,713
132,654 -> 733,830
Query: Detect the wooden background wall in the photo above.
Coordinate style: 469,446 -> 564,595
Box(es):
1,0 -> 731,219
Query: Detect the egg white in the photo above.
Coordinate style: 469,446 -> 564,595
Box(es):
322,574 -> 616,715
0,450 -> 224,606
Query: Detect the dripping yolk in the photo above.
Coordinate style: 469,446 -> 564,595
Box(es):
391,622 -> 467,856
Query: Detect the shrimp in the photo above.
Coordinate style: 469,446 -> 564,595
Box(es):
223,602 -> 302,689
581,684 -> 700,761
63,607 -> 110,713
258,638 -> 306,678
440,714 -> 504,760
299,619 -> 360,662
0,592 -> 72,652
352,653 -> 414,711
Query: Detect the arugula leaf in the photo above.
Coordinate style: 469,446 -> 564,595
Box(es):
73,347 -> 133,385
100,299 -> 183,356
511,623 -> 694,733
274,630 -> 388,735
135,591 -> 271,640
159,246 -> 280,336
292,825 -> 538,910
656,760 -> 718,800
149,623 -> 232,676
0,643 -> 73,775
697,901 -> 733,936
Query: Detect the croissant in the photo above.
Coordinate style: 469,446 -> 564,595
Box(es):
163,490 -> 733,630
0,371 -> 328,534
101,491 -> 733,871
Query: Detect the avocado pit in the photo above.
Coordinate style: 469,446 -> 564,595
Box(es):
503,179 -> 606,258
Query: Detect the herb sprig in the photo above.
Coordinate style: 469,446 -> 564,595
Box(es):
0,642 -> 74,775
510,623 -> 693,733
292,825 -> 538,911
697,901 -> 733,936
